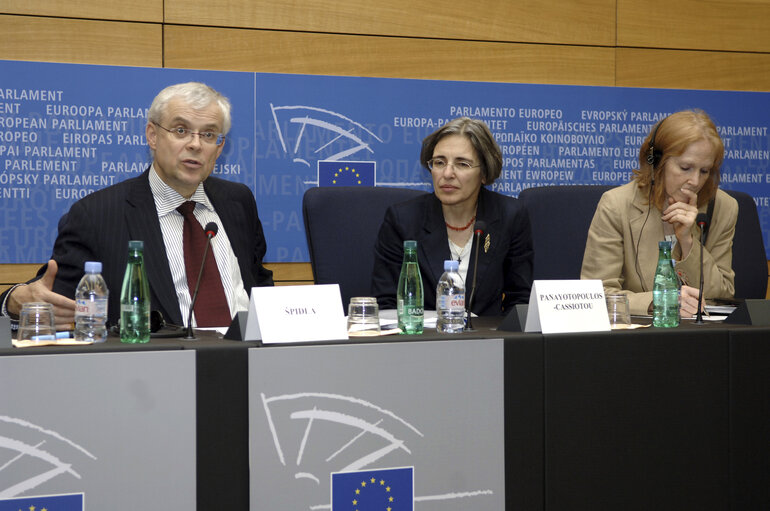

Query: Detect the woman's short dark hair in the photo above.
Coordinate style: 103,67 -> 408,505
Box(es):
633,109 -> 724,209
420,117 -> 503,185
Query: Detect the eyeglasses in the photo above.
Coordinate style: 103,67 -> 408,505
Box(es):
152,121 -> 225,145
427,158 -> 480,172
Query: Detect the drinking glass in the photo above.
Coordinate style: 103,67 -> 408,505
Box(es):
347,297 -> 381,336
606,294 -> 631,327
17,302 -> 56,343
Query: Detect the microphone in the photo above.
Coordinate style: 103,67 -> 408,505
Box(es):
694,213 -> 708,324
185,222 -> 219,339
465,220 -> 487,331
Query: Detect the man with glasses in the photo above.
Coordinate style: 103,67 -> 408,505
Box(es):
1,82 -> 273,329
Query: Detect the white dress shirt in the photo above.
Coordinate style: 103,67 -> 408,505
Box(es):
149,166 -> 250,327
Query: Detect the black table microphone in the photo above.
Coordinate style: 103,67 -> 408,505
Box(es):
465,220 -> 487,331
185,222 -> 219,340
694,213 -> 708,325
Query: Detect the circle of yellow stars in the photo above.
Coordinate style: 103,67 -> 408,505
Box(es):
351,476 -> 395,511
332,166 -> 362,185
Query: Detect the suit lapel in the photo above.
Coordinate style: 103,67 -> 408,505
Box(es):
468,189 -> 497,289
629,186 -> 663,287
420,195 -> 452,285
206,178 -> 239,245
124,172 -> 181,325
205,178 -> 252,288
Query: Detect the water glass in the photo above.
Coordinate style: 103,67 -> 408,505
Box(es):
606,294 -> 631,327
17,302 -> 56,343
347,297 -> 381,336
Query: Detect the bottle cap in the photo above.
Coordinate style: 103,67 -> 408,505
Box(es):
658,240 -> 672,249
128,240 -> 144,250
84,261 -> 102,273
444,260 -> 459,271
403,240 -> 417,249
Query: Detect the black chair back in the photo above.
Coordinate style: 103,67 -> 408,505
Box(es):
519,185 -> 612,280
725,190 -> 767,299
302,186 -> 428,311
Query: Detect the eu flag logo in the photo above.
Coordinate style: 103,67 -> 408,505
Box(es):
0,493 -> 84,511
318,160 -> 375,187
332,466 -> 413,511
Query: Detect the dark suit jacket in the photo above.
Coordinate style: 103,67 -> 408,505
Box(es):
10,169 -> 273,326
371,188 -> 533,316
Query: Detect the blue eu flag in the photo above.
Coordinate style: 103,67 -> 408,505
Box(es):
0,493 -> 84,511
318,160 -> 375,187
332,466 -> 413,511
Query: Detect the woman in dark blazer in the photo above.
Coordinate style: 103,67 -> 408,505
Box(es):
371,117 -> 533,315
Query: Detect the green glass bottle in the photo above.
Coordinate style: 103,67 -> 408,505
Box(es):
397,240 -> 424,334
120,240 -> 151,343
652,240 -> 680,328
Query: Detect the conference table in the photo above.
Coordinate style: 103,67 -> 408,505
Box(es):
1,318 -> 768,511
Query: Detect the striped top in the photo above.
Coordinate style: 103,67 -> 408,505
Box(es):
149,166 -> 250,327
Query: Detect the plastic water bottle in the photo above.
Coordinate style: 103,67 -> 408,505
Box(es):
436,260 -> 466,333
74,261 -> 109,343
653,240 -> 680,327
120,240 -> 151,343
397,240 -> 424,334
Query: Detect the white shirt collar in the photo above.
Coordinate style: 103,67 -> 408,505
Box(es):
148,165 -> 213,216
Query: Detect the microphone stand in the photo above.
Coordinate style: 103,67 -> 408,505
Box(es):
185,229 -> 216,340
694,217 -> 707,325
464,227 -> 484,331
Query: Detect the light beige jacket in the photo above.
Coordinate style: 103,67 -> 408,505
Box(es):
581,181 -> 737,315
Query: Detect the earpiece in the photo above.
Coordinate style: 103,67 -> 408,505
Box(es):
646,116 -> 668,186
647,120 -> 663,170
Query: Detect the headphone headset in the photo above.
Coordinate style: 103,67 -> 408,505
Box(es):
646,116 -> 668,184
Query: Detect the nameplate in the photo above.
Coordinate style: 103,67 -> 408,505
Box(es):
525,280 -> 610,334
245,284 -> 348,344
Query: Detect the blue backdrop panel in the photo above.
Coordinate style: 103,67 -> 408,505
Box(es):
1,60 -> 768,264
0,60 -> 255,263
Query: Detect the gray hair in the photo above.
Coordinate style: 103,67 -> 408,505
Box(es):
147,82 -> 232,134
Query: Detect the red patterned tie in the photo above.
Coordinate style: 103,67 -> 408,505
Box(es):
177,201 -> 231,327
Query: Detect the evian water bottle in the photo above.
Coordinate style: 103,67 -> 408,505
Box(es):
436,260 -> 465,333
75,261 -> 109,342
